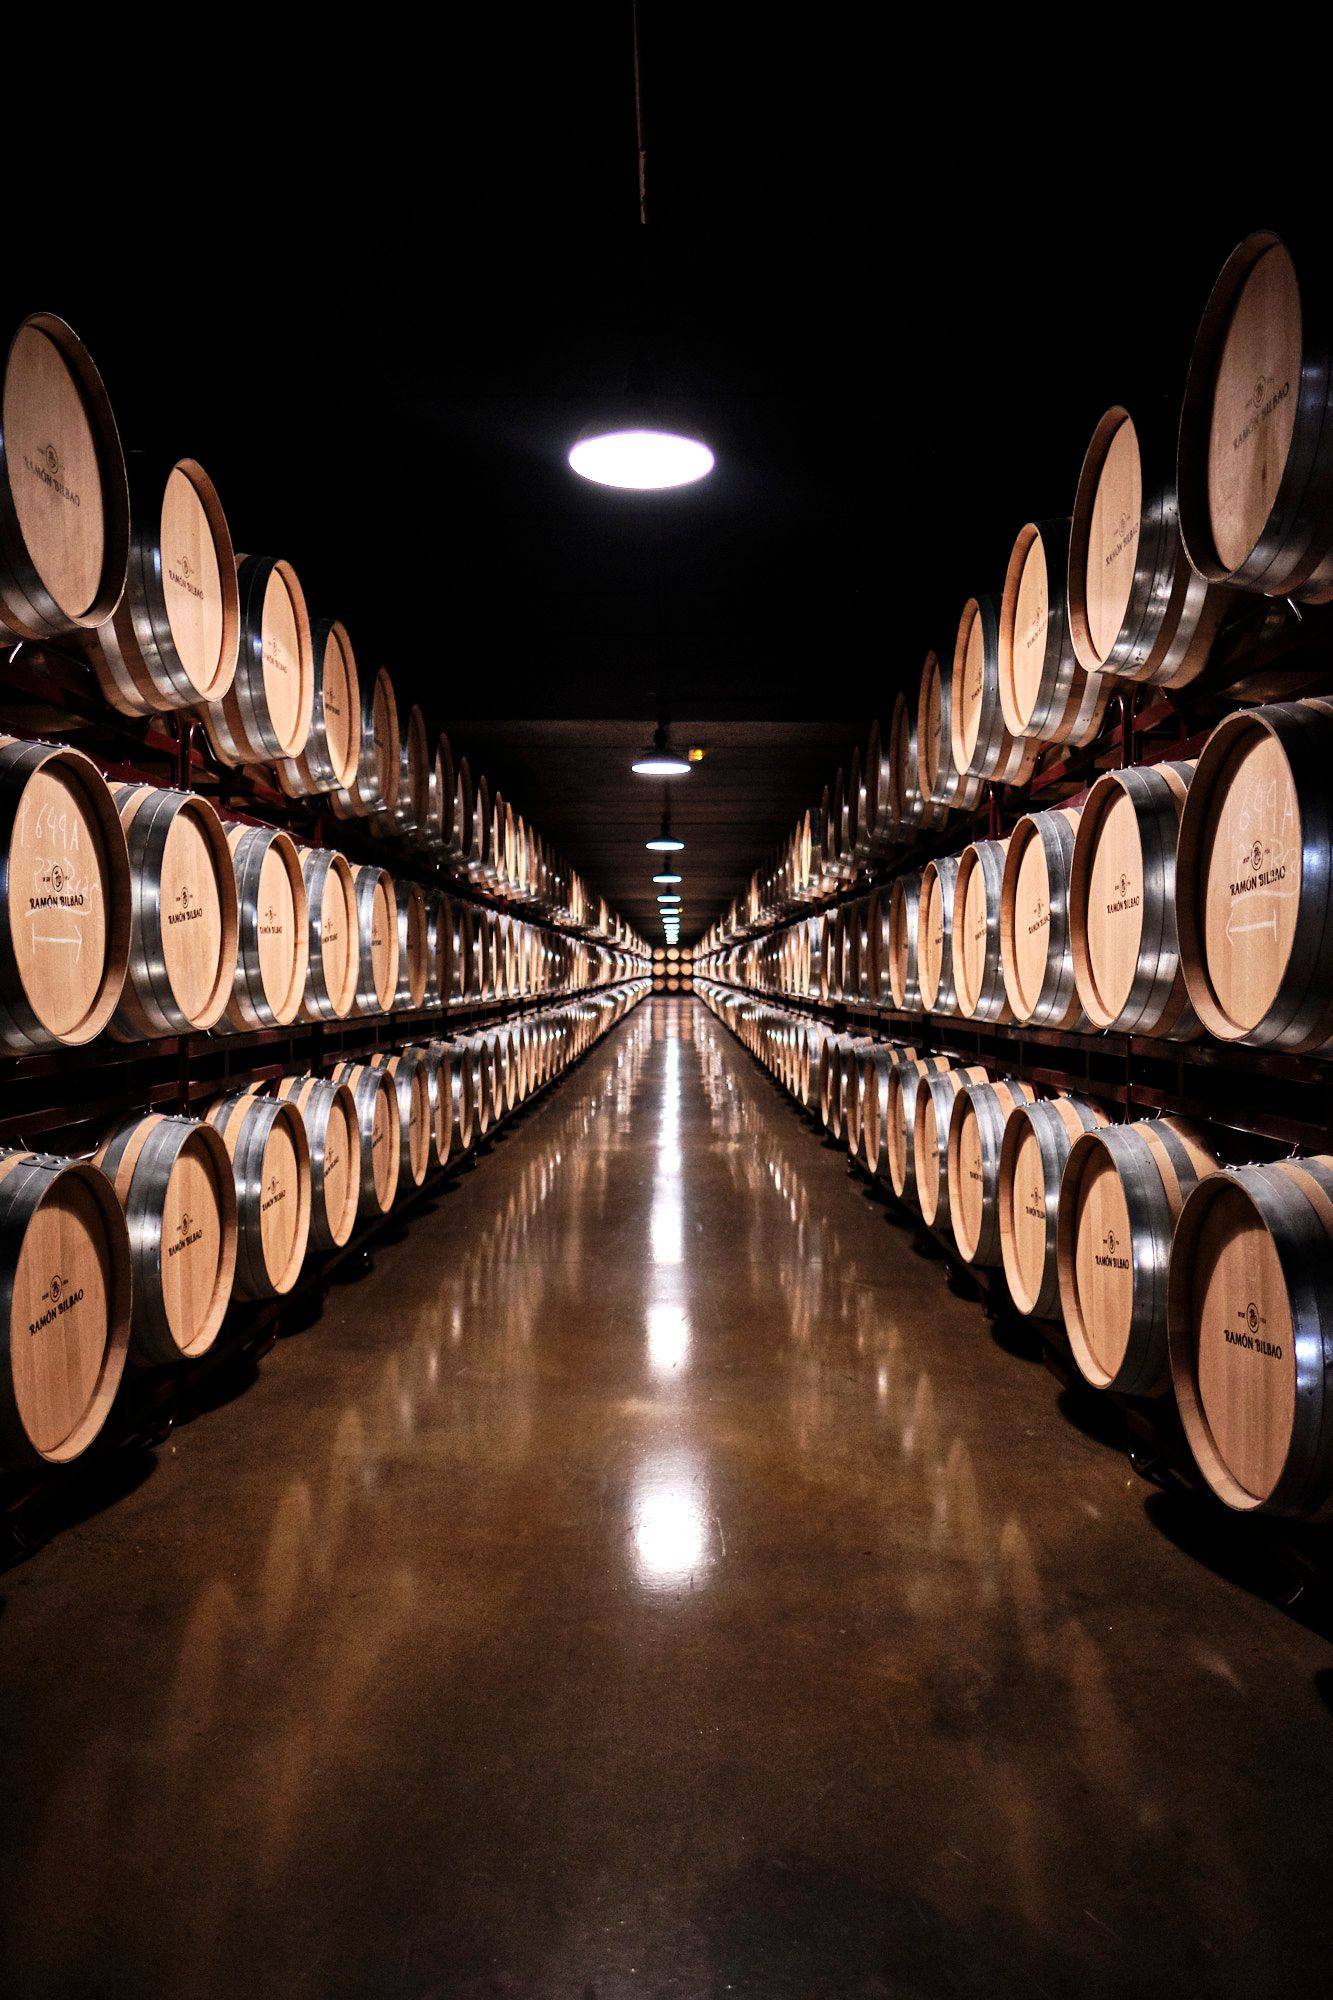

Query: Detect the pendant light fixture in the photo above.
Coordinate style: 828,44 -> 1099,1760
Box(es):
645,791 -> 684,853
631,719 -> 691,778
652,870 -> 681,884
568,1 -> 714,494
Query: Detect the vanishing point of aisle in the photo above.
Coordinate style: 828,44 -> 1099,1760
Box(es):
0,1000 -> 1329,2000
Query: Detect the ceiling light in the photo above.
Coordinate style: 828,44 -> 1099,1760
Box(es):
658,894 -> 681,904
632,721 -> 692,778
569,429 -> 714,491
646,834 -> 684,852
653,871 -> 681,884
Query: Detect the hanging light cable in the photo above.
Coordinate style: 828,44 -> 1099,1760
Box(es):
568,1 -> 714,492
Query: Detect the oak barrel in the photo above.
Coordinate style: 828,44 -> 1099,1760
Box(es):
222,823 -> 309,1032
1070,762 -> 1197,1038
917,649 -> 984,811
85,456 -> 238,716
1175,699 -> 1333,1051
999,519 -> 1108,746
351,863 -> 399,1015
913,1064 -> 990,1231
373,700 -> 428,842
367,1048 -> 433,1189
95,1113 -> 236,1364
110,783 -> 238,1039
952,837 -> 1011,1023
946,1076 -> 1037,1268
414,1042 -> 455,1167
887,871 -> 922,1012
918,854 -> 962,1015
330,666 -> 400,819
199,555 -> 313,767
950,595 -> 1041,784
859,1040 -> 918,1181
275,618 -> 360,797
273,1075 -> 361,1252
298,846 -> 358,1021
0,736 -> 131,1052
998,1096 -> 1107,1320
0,313 -> 129,643
1000,808 -> 1084,1030
1057,1117 -> 1219,1396
1168,1156 -> 1333,1518
1178,231 -> 1333,604
1068,405 -> 1232,688
0,1151 -> 131,1467
330,1062 -> 400,1217
393,880 -> 429,1011
204,1093 -> 312,1301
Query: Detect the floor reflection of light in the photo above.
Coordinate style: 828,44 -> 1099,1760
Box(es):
650,1189 -> 683,1265
631,1452 -> 712,1590
647,1300 -> 691,1375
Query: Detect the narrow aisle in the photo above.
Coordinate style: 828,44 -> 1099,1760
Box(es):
0,999 -> 1330,2000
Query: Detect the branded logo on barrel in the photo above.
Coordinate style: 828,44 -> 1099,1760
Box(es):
167,548 -> 204,600
30,1270 -> 84,1335
1229,835 -> 1288,899
1094,1227 -> 1129,1271
23,439 -> 82,509
261,1172 -> 286,1213
168,1210 -> 203,1257
1105,869 -> 1140,917
31,858 -> 85,912
1232,372 -> 1290,456
168,883 -> 201,926
1226,1297 -> 1283,1360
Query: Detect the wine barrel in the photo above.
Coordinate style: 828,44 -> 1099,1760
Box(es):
95,1113 -> 236,1364
330,1062 -> 401,1218
913,1065 -> 990,1231
1175,699 -> 1333,1051
887,691 -> 945,837
918,854 -> 962,1015
199,555 -> 313,767
350,863 -> 399,1015
861,718 -> 897,854
952,837 -> 1011,1023
1068,404 -> 1232,688
298,846 -> 358,1021
367,1048 -> 432,1189
222,823 -> 309,1032
1168,1156 -> 1333,1518
859,1040 -> 918,1180
421,733 -> 453,856
392,881 -> 428,1011
0,736 -> 131,1052
998,1096 -> 1108,1319
465,1031 -> 500,1138
1000,808 -> 1084,1030
110,784 -> 238,1039
819,1031 -> 855,1137
205,1093 -> 312,1301
414,1043 -> 455,1167
449,755 -> 473,864
423,891 -> 451,1008
1070,762 -> 1197,1038
275,618 -> 360,797
434,1038 -> 476,1156
85,456 -> 239,716
0,1151 -> 131,1467
273,1075 -> 361,1252
999,519 -> 1108,746
841,1035 -> 879,1162
330,667 -> 400,818
950,595 -> 1041,785
887,871 -> 922,1012
886,1055 -> 950,1201
946,1076 -> 1037,1268
373,700 -> 428,842
1057,1117 -> 1220,1396
0,312 -> 129,643
917,649 -> 984,811
1177,231 -> 1333,604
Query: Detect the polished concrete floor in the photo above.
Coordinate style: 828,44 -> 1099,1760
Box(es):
1,998 -> 1330,1999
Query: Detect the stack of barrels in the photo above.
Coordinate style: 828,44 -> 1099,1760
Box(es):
696,962 -> 1333,1528
652,948 -> 694,995
0,302 -> 652,1481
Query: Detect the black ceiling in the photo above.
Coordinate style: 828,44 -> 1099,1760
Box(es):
8,43 -> 1316,943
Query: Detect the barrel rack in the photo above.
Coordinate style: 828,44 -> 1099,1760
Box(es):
0,634 -> 650,1557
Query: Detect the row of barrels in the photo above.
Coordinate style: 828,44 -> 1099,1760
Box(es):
701,697 -> 1333,1055
699,226 -> 1333,953
698,980 -> 1333,1525
0,734 -> 644,1052
0,310 -> 641,953
0,983 -> 648,1471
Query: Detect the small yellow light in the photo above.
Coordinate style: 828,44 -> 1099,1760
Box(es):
687,747 -> 706,763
